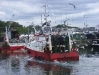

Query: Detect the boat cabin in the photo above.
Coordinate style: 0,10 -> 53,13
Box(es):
7,28 -> 19,40
34,34 -> 48,41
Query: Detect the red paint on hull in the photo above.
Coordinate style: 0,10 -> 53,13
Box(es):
25,47 -> 79,61
10,46 -> 25,50
1,46 -> 25,55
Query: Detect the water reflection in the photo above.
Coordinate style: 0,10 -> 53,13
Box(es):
25,60 -> 71,75
1,51 -> 10,59
0,49 -> 99,75
11,57 -> 20,74
0,52 -> 28,75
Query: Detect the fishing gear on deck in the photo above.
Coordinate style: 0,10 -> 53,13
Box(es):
51,35 -> 69,53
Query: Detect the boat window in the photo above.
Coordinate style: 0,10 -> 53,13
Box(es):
39,37 -> 46,41
43,26 -> 51,34
34,36 -> 39,40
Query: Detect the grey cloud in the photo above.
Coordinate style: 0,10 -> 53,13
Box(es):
0,0 -> 99,27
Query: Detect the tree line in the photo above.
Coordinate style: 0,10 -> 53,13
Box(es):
0,20 -> 40,36
0,20 -> 79,36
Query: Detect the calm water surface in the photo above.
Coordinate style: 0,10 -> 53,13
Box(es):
0,50 -> 99,75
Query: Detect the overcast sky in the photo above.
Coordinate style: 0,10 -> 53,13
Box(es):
0,0 -> 99,28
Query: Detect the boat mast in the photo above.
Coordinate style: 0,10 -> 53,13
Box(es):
68,3 -> 76,51
84,15 -> 88,28
41,13 -> 43,25
43,4 -> 48,25
43,4 -> 52,51
5,26 -> 9,43
5,15 -> 14,43
8,15 -> 14,31
31,22 -> 37,34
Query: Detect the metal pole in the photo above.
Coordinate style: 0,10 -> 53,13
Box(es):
26,22 -> 30,34
43,4 -> 49,25
68,3 -> 76,51
43,4 -> 47,24
26,22 -> 31,43
8,15 -> 14,31
84,15 -> 88,28
41,13 -> 42,25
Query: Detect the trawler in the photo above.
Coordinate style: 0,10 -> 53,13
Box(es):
24,4 -> 79,61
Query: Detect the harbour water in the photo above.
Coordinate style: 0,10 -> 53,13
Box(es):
0,49 -> 99,75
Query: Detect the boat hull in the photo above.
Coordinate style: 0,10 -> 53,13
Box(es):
1,45 -> 25,55
25,47 -> 79,61
10,45 -> 25,50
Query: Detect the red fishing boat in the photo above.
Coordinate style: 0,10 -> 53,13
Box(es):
2,26 -> 25,52
25,33 -> 79,61
24,4 -> 79,62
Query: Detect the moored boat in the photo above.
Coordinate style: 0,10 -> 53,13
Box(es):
24,4 -> 79,62
25,32 -> 79,61
1,26 -> 26,53
91,39 -> 99,52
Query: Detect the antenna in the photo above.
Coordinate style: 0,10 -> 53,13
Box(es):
42,4 -> 52,34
